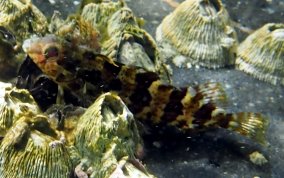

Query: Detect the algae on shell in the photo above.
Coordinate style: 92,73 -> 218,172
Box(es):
0,82 -> 154,177
73,93 -> 152,178
0,82 -> 40,137
80,1 -> 169,81
0,0 -> 48,43
0,114 -> 73,178
0,0 -> 48,80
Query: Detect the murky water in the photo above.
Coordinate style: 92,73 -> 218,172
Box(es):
0,0 -> 283,177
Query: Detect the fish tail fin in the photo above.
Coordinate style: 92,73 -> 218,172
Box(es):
217,112 -> 269,145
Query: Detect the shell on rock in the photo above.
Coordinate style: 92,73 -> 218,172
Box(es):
156,0 -> 238,69
0,0 -> 48,80
104,7 -> 163,73
236,23 -> 284,85
73,92 -> 151,178
0,0 -> 48,43
81,1 -> 169,81
0,114 -> 73,178
0,82 -> 154,177
0,82 -> 74,178
80,0 -> 125,31
0,81 -> 40,136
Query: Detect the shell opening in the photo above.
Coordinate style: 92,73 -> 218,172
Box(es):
199,0 -> 222,17
268,24 -> 284,41
268,24 -> 284,32
102,95 -> 124,120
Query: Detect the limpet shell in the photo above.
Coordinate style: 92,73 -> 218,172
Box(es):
156,0 -> 238,68
236,23 -> 284,85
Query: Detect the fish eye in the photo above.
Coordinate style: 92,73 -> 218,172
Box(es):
44,46 -> 59,59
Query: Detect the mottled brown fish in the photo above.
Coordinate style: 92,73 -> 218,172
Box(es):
22,34 -> 267,144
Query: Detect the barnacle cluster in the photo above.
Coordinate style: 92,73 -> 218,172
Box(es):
0,83 -> 153,178
156,0 -> 284,85
80,0 -> 168,79
0,0 -> 280,177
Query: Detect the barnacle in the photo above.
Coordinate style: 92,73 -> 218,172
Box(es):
80,0 -> 125,34
0,114 -> 74,178
105,7 -> 168,77
156,0 -> 238,69
0,0 -> 47,43
236,23 -> 284,85
49,13 -> 101,51
73,93 -> 150,177
0,81 -> 40,136
0,0 -> 48,80
0,83 -> 73,178
81,1 -> 169,81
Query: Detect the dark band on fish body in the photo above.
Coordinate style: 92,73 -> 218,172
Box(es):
192,103 -> 217,128
103,60 -> 122,76
129,88 -> 152,114
159,88 -> 187,122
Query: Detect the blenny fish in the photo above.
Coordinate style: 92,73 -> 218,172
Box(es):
22,34 -> 267,144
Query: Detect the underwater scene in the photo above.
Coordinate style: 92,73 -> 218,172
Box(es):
0,0 -> 283,177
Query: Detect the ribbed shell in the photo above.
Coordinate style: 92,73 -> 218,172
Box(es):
74,93 -> 143,178
103,7 -> 166,76
236,23 -> 284,85
81,3 -> 167,79
0,0 -> 47,43
0,82 -> 40,136
157,0 -> 237,68
0,116 -> 73,178
80,1 -> 125,32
